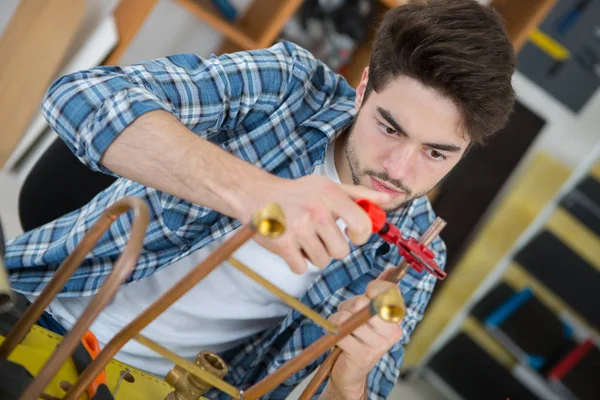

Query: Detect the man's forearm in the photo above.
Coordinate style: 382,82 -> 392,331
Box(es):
100,110 -> 277,222
319,379 -> 367,400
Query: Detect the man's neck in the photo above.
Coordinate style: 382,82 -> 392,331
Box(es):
333,129 -> 353,186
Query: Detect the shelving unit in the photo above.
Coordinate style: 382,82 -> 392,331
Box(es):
102,0 -> 305,66
415,140 -> 600,399
490,0 -> 558,52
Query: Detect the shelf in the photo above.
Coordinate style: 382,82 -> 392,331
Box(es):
504,263 -> 600,341
428,329 -> 540,400
377,0 -> 410,10
173,0 -> 304,52
462,315 -> 571,400
103,0 -> 158,66
490,0 -> 558,52
514,230 -> 600,328
340,0 -> 411,87
173,0 -> 257,50
341,29 -> 374,87
462,316 -> 516,369
561,177 -> 600,237
592,161 -> 600,182
471,282 -> 576,373
546,208 -> 600,274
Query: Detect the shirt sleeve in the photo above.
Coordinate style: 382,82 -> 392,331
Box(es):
40,41 -> 347,175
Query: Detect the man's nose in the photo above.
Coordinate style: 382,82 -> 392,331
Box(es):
381,145 -> 418,182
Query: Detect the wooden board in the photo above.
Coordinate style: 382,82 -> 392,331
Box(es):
0,0 -> 85,167
103,0 -> 158,66
491,0 -> 557,52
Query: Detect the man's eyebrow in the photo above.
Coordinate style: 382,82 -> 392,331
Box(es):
377,107 -> 406,134
423,142 -> 463,153
376,106 -> 462,153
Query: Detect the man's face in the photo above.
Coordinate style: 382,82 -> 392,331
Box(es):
338,71 -> 470,211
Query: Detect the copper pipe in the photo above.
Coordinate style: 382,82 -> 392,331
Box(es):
65,203 -> 285,400
0,257 -> 14,314
299,217 -> 446,400
387,217 -> 446,283
228,257 -> 337,334
242,287 -> 403,400
12,197 -> 150,400
243,305 -> 372,400
134,334 -> 241,399
0,196 -> 148,356
64,225 -> 254,399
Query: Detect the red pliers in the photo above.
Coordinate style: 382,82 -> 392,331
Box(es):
356,199 -> 447,280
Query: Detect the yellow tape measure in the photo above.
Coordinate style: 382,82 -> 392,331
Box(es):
1,325 -> 175,399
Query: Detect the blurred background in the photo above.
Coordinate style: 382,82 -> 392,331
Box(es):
0,0 -> 599,399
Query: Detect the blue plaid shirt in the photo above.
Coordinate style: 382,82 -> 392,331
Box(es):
6,41 -> 446,399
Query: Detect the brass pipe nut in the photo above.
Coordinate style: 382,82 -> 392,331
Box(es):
251,203 -> 285,238
371,288 -> 406,323
165,351 -> 229,400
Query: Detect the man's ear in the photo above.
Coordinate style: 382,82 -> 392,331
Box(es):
355,67 -> 369,110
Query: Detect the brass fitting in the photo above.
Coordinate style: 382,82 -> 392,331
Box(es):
251,203 -> 285,238
165,351 -> 229,400
371,288 -> 406,323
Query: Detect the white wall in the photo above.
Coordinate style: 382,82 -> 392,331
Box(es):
0,0 -> 19,38
514,71 -> 600,169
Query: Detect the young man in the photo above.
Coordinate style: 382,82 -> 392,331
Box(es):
6,0 -> 515,398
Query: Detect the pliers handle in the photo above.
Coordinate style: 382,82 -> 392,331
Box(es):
72,331 -> 113,399
356,199 -> 446,280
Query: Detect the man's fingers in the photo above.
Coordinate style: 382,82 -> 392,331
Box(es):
365,280 -> 401,299
296,225 -> 330,268
329,309 -> 354,326
316,216 -> 350,260
367,316 -> 404,340
277,238 -> 307,274
339,183 -> 392,206
377,268 -> 397,282
336,332 -> 365,356
329,196 -> 373,246
351,323 -> 385,347
338,295 -> 370,314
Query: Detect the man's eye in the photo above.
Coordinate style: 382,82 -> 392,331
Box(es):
377,122 -> 396,136
428,149 -> 447,161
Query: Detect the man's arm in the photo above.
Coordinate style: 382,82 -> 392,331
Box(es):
319,281 -> 403,400
100,109 -> 275,224
41,43 -> 391,272
319,232 -> 446,399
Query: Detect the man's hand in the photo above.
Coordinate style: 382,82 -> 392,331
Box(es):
102,111 -> 391,274
243,175 -> 392,273
321,281 -> 404,399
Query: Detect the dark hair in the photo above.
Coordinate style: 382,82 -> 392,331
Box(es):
367,0 -> 516,145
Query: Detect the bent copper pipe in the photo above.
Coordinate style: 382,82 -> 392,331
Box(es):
10,197 -> 150,400
0,217 -> 15,314
242,288 -> 403,400
0,196 -> 149,358
65,203 -> 286,400
0,257 -> 14,314
299,217 -> 446,400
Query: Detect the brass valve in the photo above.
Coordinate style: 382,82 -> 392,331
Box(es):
165,351 -> 229,400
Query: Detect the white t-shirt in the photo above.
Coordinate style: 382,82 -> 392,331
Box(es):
44,142 -> 344,377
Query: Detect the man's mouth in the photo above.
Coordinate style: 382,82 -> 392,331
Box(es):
369,177 -> 404,196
